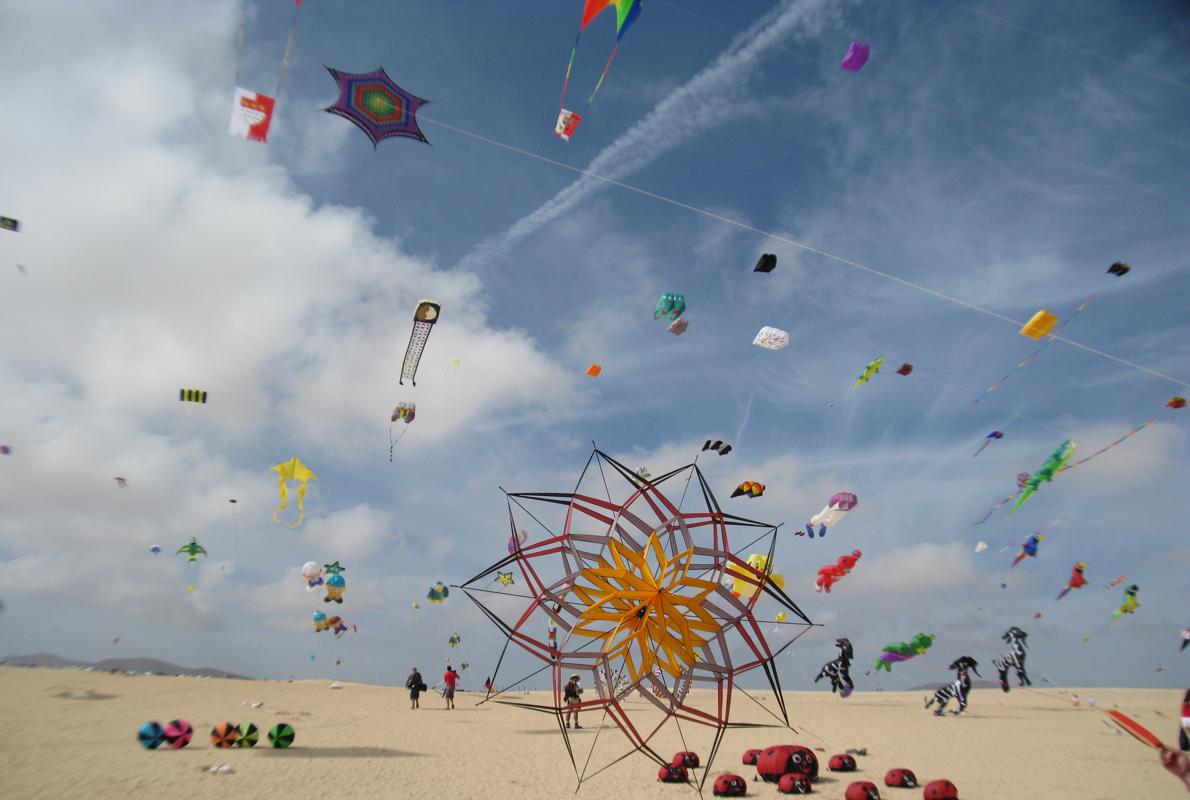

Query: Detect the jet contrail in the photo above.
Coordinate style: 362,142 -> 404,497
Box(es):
456,0 -> 840,273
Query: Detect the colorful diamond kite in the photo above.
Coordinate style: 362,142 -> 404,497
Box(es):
324,66 -> 430,147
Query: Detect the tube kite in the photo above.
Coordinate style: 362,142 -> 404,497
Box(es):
400,300 -> 440,386
272,457 -> 317,528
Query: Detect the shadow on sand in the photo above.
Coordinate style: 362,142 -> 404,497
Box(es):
257,746 -> 423,759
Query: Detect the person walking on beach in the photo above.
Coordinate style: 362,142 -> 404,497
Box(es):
564,673 -> 583,729
405,666 -> 425,710
443,665 -> 459,710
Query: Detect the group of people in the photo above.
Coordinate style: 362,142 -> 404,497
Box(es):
402,667 -> 587,728
404,665 -> 461,710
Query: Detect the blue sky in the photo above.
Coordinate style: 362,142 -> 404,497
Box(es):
0,0 -> 1187,691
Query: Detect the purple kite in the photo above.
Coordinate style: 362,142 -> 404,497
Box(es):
973,430 -> 1004,458
840,41 -> 870,72
325,66 -> 430,147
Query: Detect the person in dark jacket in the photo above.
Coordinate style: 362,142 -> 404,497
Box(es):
405,667 -> 425,710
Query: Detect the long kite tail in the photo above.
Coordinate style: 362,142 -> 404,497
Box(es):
1009,486 -> 1036,515
1056,587 -> 1071,601
973,440 -> 991,458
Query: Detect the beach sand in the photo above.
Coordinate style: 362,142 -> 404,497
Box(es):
0,666 -> 1181,799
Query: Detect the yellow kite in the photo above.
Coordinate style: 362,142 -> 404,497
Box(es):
272,457 -> 317,528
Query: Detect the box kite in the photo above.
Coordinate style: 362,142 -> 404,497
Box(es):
325,66 -> 430,147
400,300 -> 440,386
272,457 -> 317,528
228,88 -> 276,143
179,389 -> 207,403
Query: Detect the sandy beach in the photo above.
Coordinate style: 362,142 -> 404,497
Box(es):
0,666 -> 1180,799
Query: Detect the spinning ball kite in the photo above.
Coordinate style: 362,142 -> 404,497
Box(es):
461,449 -> 812,791
325,66 -> 430,147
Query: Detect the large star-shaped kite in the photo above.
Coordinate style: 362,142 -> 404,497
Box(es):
323,561 -> 346,575
324,66 -> 430,147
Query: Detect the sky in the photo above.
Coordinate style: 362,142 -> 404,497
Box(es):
0,0 -> 1187,693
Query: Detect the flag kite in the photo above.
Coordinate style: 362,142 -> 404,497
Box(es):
400,300 -> 440,386
179,389 -> 207,404
325,66 -> 430,147
228,88 -> 276,142
272,457 -> 317,528
557,0 -> 643,140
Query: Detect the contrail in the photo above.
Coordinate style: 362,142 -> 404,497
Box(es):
455,0 -> 840,273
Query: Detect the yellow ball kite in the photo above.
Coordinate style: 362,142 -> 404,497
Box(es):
272,457 -> 317,528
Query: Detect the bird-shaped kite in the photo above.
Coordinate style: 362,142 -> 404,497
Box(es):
973,431 -> 1004,458
176,537 -> 208,564
854,357 -> 884,387
1111,584 -> 1140,622
272,457 -> 317,528
1168,396 -> 1187,409
1056,561 -> 1088,600
1010,440 -> 1076,514
1011,533 -> 1044,567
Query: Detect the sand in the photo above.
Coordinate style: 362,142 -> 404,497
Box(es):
0,666 -> 1181,799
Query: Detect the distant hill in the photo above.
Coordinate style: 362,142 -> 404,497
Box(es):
1,653 -> 250,680
908,679 -> 1003,692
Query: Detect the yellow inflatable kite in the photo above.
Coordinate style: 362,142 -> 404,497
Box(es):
272,457 -> 317,528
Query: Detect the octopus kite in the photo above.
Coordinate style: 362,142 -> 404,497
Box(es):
815,550 -> 862,593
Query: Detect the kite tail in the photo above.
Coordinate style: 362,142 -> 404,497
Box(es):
582,43 -> 619,114
274,0 -> 302,99
1008,487 -> 1035,514
1056,588 -> 1071,601
559,30 -> 582,109
973,441 -> 990,458
233,0 -> 248,86
291,484 -> 307,529
1011,553 -> 1026,567
272,476 -> 290,524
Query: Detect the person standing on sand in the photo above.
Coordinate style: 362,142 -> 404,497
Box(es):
405,666 -> 425,710
443,665 -> 459,710
564,673 -> 583,729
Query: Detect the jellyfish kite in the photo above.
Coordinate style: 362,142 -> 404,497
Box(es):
556,0 -> 643,141
874,633 -> 935,672
400,300 -> 440,386
1111,584 -> 1139,622
1010,440 -> 1075,514
1056,561 -> 1088,600
325,66 -> 429,147
853,357 -> 883,387
973,430 -> 1003,458
389,401 -> 416,461
272,457 -> 317,528
803,492 -> 857,538
114,476 -> 127,488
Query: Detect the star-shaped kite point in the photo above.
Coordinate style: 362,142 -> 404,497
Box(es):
323,561 -> 346,575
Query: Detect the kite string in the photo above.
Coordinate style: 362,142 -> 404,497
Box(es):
417,114 -> 1187,389
233,0 -> 247,87
273,0 -> 301,99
